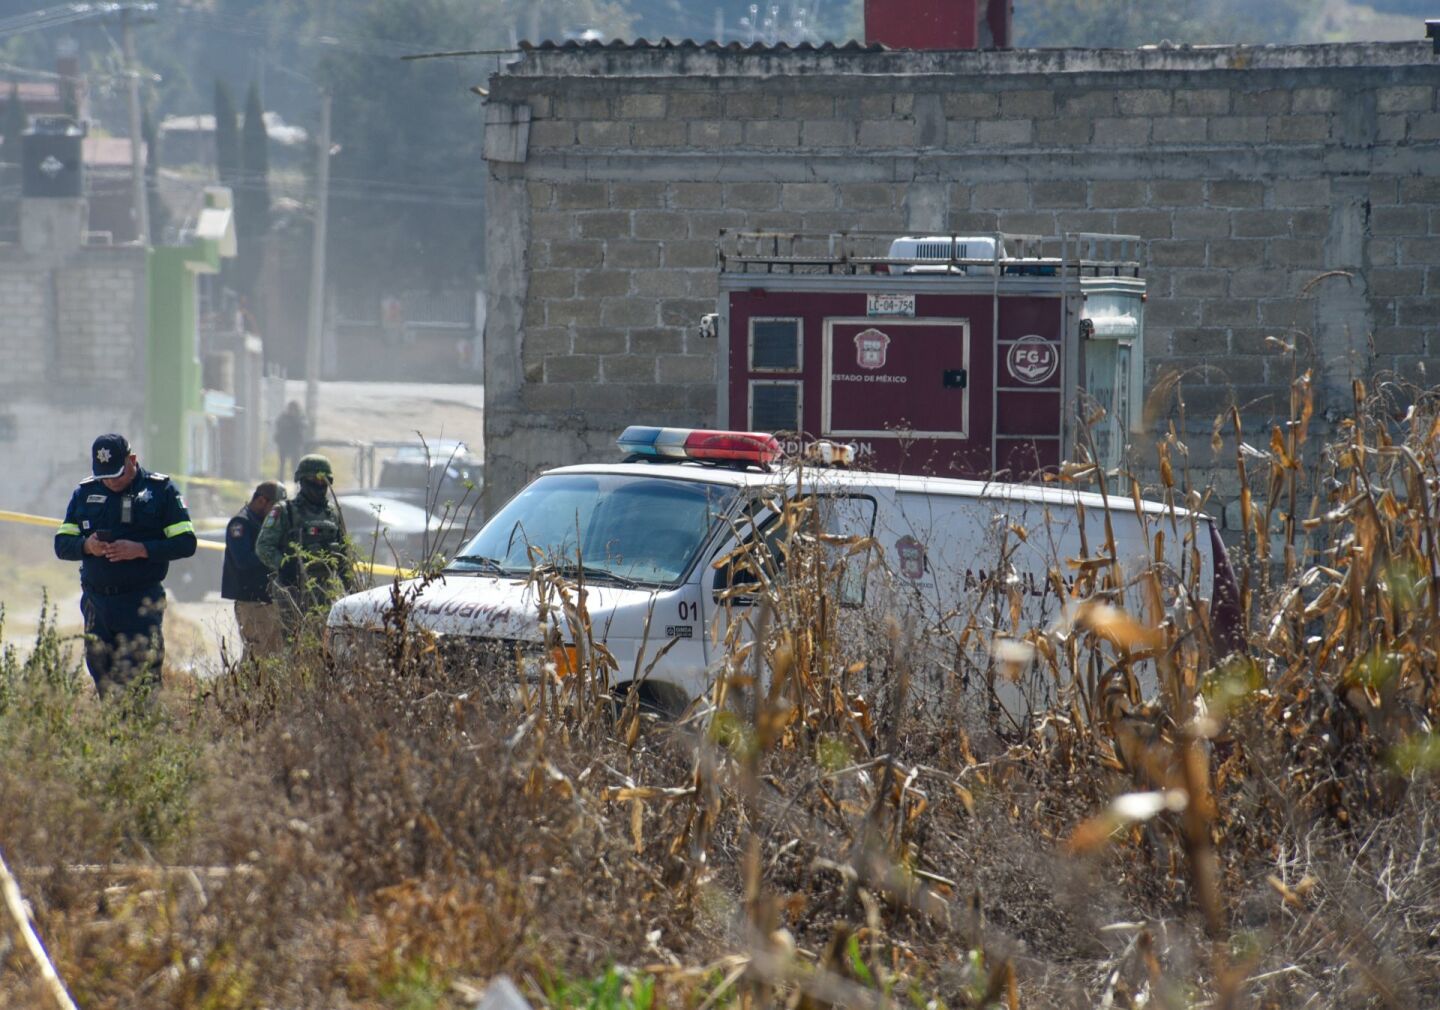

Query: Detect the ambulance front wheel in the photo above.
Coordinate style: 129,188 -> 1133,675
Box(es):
612,680 -> 689,720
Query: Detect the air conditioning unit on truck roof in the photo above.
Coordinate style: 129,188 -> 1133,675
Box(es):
711,230 -> 1145,481
886,235 -> 1004,275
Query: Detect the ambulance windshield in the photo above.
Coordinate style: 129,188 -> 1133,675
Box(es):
452,473 -> 737,587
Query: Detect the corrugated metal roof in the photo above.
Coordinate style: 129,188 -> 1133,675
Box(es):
518,37 -> 884,54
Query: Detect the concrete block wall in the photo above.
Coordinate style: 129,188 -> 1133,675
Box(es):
0,271 -> 50,387
0,243 -> 148,507
482,42 -> 1440,512
56,262 -> 146,383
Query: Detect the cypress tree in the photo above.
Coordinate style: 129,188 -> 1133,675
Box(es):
213,79 -> 239,185
142,102 -> 171,241
0,83 -> 22,234
1,82 -> 24,165
59,76 -> 78,120
234,82 -> 271,298
238,83 -> 270,234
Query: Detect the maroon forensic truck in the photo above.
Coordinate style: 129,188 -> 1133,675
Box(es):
709,231 -> 1145,480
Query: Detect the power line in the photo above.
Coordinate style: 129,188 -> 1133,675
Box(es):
159,175 -> 486,210
0,4 -> 443,59
0,6 -> 99,39
0,60 -> 64,79
0,3 -> 156,41
400,48 -> 522,61
0,184 -> 486,210
173,8 -> 457,60
325,188 -> 484,209
220,166 -> 484,201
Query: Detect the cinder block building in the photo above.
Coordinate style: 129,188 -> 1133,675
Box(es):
0,196 -> 149,508
480,37 -> 1440,514
2,178 -> 251,511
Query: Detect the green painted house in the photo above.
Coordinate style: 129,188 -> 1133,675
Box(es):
145,187 -> 236,478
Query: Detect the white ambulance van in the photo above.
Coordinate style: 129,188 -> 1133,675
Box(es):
326,427 -> 1241,716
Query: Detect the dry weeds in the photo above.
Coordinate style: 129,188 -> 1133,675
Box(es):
2,371 -> 1439,1009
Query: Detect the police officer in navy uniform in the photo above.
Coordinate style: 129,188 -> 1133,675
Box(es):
222,480 -> 285,664
54,434 -> 197,703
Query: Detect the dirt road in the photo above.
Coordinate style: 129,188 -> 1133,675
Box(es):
1,380 -> 484,679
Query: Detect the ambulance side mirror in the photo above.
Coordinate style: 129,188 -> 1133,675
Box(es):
712,549 -> 758,606
698,313 -> 719,340
712,524 -> 787,606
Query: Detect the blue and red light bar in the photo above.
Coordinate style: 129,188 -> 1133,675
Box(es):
618,426 -> 783,466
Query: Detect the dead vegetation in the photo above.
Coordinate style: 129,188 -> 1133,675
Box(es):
3,369 -> 1440,1009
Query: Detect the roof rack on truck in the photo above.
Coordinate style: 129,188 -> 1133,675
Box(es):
717,230 -> 1142,279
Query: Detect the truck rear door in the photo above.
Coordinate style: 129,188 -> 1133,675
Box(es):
823,318 -> 971,443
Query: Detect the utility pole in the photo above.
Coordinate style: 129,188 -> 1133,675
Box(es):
304,90 -> 332,442
120,4 -> 150,245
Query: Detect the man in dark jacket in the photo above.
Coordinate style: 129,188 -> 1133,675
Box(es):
222,480 -> 285,664
54,433 -> 197,703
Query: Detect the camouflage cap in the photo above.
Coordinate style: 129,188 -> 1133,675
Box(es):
294,454 -> 334,482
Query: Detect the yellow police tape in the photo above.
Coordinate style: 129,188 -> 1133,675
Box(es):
0,510 -> 58,531
0,510 -> 409,580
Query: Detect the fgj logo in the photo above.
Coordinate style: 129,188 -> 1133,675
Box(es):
854,328 -> 891,370
895,535 -> 926,581
1007,335 -> 1059,385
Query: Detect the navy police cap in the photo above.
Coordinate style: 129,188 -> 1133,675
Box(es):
91,433 -> 130,478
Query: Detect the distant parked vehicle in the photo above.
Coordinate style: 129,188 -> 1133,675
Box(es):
369,440 -> 483,514
306,438 -> 483,514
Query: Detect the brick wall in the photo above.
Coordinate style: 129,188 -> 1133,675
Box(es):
481,42 -> 1440,511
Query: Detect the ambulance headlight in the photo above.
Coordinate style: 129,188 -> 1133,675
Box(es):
516,644 -> 580,682
326,625 -> 384,671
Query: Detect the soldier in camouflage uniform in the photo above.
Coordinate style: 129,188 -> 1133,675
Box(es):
256,454 -> 356,638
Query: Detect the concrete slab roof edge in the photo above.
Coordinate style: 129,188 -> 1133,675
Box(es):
493,39 -> 1437,80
